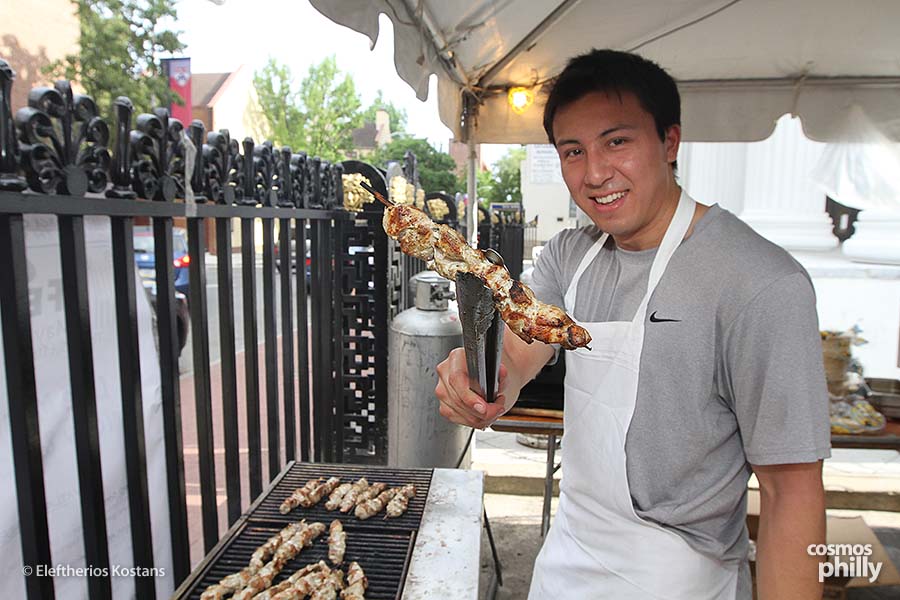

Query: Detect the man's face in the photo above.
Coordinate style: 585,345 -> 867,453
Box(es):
552,90 -> 681,250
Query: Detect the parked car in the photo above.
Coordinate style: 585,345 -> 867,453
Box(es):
142,285 -> 190,355
133,226 -> 191,354
133,226 -> 190,296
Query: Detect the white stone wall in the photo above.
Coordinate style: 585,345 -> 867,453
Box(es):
521,145 -> 575,243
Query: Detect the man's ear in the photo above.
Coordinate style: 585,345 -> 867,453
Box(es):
665,124 -> 681,164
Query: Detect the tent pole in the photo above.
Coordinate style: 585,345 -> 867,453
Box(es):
466,137 -> 477,246
465,94 -> 478,246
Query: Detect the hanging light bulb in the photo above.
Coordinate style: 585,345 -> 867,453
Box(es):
508,87 -> 534,114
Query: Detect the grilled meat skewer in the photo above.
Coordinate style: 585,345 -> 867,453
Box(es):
251,561 -> 327,600
280,478 -> 324,514
324,482 -> 353,510
201,522 -> 304,600
232,522 -> 326,600
385,484 -> 416,518
374,191 -> 590,350
340,562 -> 368,600
355,488 -> 397,520
327,519 -> 346,565
353,482 -> 387,506
310,570 -> 345,600
339,478 -> 369,513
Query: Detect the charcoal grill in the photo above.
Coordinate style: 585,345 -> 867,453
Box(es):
173,462 -> 435,600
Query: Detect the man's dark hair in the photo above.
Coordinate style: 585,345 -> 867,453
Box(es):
542,49 -> 681,147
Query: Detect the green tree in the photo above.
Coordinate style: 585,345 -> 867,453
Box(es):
488,146 -> 526,204
371,137 -> 459,194
252,59 -> 302,147
45,0 -> 186,119
362,90 -> 407,134
253,56 -> 363,162
476,169 -> 495,207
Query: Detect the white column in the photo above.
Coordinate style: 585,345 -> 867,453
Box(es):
842,210 -> 900,264
679,141 -> 748,215
739,115 -> 838,251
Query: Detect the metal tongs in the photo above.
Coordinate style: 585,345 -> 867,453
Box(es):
456,249 -> 505,403
358,177 -> 505,402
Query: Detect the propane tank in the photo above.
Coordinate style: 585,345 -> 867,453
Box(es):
388,272 -> 471,469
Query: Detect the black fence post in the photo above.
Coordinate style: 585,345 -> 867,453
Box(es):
58,213 -> 112,599
0,213 -> 54,600
216,215 -> 242,525
187,216 -> 218,552
295,215 -> 311,462
110,215 -> 156,599
241,214 -> 263,497
152,216 -> 191,583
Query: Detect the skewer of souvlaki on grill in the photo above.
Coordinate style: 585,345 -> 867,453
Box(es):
201,521 -> 326,600
364,183 -> 591,350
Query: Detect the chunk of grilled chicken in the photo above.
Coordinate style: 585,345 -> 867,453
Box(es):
339,562 -> 367,600
201,522 -> 304,600
252,561 -> 327,600
385,484 -> 416,518
232,522 -> 326,600
339,478 -> 369,513
310,570 -> 345,600
383,204 -> 591,350
327,519 -> 346,565
355,488 -> 397,520
324,482 -> 353,511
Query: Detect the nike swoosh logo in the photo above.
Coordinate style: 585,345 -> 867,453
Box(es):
649,311 -> 681,323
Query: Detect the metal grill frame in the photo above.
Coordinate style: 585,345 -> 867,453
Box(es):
172,461 -> 432,600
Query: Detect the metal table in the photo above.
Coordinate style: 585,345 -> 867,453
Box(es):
490,410 -> 900,537
172,463 -> 484,600
831,420 -> 900,451
490,410 -> 563,537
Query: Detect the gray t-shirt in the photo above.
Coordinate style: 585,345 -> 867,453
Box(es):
530,203 -> 831,598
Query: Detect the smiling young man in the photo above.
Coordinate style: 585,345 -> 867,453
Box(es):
435,49 -> 830,599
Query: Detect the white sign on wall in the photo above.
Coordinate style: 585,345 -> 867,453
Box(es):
528,145 -> 563,185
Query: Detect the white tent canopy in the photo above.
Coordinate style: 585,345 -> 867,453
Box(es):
310,0 -> 900,144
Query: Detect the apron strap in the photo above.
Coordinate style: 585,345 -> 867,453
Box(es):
564,190 -> 697,320
564,231 -> 609,312
632,191 -> 696,320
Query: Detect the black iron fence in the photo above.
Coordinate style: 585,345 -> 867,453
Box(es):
0,59 -> 412,599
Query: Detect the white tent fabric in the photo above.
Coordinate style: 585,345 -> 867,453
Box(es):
310,0 -> 900,143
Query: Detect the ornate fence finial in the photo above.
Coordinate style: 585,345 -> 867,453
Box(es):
277,146 -> 294,207
106,96 -> 135,199
239,137 -> 256,205
131,109 -> 178,201
16,80 -> 110,196
309,156 -> 322,208
188,119 -> 207,203
0,59 -> 26,191
292,152 -> 308,208
253,141 -> 276,207
204,129 -> 236,204
319,159 -> 333,208
332,162 -> 344,210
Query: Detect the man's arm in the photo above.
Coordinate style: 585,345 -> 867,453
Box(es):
435,324 -> 555,429
753,461 -> 826,600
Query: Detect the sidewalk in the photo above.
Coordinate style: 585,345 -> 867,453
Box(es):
474,429 -> 900,599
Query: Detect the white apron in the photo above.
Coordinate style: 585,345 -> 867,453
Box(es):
528,191 -> 738,599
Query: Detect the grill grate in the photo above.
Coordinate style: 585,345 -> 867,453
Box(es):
247,463 -> 433,532
175,463 -> 434,599
183,524 -> 414,600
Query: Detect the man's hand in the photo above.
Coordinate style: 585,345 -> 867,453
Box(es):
754,460 -> 826,600
435,347 -> 511,429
